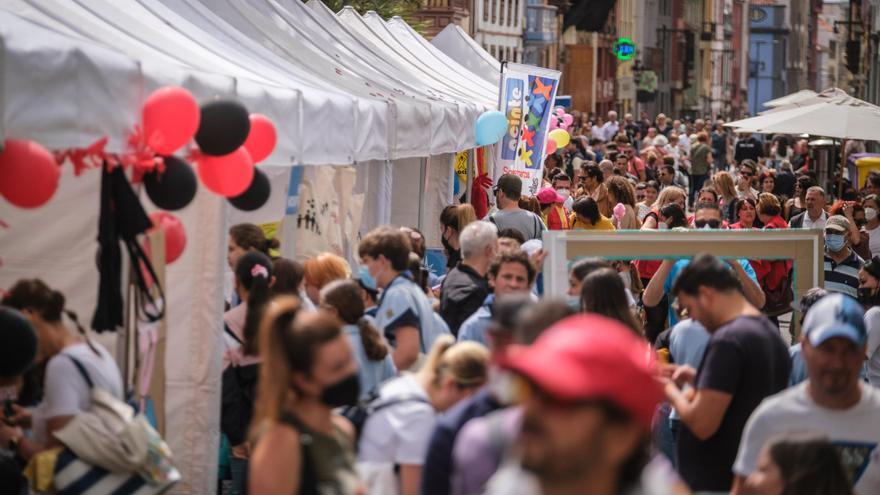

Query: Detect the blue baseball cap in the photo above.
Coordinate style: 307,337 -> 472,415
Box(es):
802,293 -> 866,347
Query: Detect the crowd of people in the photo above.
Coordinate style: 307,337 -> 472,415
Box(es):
1,110 -> 879,495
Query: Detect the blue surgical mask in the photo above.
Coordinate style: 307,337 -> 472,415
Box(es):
358,265 -> 377,291
825,234 -> 846,252
567,295 -> 581,311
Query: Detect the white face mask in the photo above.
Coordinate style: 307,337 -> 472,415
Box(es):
658,221 -> 669,230
556,188 -> 571,200
866,208 -> 878,221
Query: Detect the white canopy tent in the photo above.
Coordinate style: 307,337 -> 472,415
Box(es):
431,23 -> 501,87
0,3 -> 499,493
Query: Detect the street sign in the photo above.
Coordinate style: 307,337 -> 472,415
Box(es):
613,38 -> 636,61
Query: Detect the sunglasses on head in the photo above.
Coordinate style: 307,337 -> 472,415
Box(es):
694,219 -> 722,228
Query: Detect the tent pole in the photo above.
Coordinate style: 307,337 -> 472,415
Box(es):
418,157 -> 427,231
465,149 -> 474,204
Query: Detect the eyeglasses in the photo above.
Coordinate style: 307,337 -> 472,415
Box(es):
694,219 -> 722,228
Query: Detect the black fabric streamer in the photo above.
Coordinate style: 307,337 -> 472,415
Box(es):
92,165 -> 165,332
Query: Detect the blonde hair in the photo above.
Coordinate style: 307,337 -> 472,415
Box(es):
251,297 -> 342,436
303,253 -> 351,290
714,171 -> 737,199
758,192 -> 782,217
418,336 -> 490,389
656,186 -> 687,208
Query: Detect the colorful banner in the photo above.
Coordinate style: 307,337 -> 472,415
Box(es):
494,62 -> 561,196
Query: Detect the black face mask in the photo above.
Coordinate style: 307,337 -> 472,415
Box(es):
858,288 -> 880,307
320,372 -> 360,408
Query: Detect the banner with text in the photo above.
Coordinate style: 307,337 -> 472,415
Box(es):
493,63 -> 561,196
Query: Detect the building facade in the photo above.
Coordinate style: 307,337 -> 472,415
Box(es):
472,0 -> 526,62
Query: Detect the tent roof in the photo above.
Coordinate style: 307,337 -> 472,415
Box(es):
431,24 -> 500,87
1,0 -> 495,164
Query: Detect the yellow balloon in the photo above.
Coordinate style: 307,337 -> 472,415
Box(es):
549,129 -> 571,148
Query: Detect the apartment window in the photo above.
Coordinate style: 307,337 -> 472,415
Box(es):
514,0 -> 519,27
491,0 -> 497,24
829,40 -> 837,59
507,0 -> 513,26
483,0 -> 489,22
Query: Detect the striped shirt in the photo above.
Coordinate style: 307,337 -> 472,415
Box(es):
824,251 -> 865,298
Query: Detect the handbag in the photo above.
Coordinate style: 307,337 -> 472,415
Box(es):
50,355 -> 180,494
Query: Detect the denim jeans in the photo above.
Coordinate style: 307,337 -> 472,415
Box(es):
229,457 -> 249,495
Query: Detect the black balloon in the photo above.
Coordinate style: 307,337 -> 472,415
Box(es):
195,100 -> 250,156
229,168 -> 270,211
144,156 -> 197,211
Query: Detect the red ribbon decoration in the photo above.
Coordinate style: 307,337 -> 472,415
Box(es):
53,126 -> 166,182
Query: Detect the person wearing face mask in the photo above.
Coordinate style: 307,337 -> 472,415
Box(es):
823,215 -> 866,299
359,227 -> 445,371
862,195 -> 880,257
829,201 -> 872,260
643,202 -> 766,329
857,257 -> 880,387
550,173 -> 574,211
359,337 -> 489,495
248,298 -> 362,495
440,205 -> 479,271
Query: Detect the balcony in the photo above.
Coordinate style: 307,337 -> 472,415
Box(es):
525,3 -> 558,44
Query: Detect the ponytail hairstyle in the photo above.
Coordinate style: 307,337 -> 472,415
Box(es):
418,336 -> 490,391
252,297 -> 341,434
235,252 -> 274,356
3,279 -> 99,356
229,223 -> 280,256
319,280 -> 388,362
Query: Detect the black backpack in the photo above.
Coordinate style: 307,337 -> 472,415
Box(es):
340,390 -> 430,442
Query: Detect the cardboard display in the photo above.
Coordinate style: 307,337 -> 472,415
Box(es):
544,229 -> 824,326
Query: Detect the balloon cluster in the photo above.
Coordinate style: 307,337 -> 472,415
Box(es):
140,87 -> 277,213
545,108 -> 573,155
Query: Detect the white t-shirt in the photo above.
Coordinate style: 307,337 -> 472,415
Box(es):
865,225 -> 880,258
865,307 -> 880,387
33,342 -> 124,444
733,382 -> 880,495
358,374 -> 435,466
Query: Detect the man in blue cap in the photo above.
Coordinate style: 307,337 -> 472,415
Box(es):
731,293 -> 880,495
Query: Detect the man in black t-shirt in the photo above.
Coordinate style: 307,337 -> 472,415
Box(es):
439,221 -> 497,336
661,254 -> 790,493
733,132 -> 762,164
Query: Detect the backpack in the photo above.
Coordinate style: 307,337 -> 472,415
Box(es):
763,266 -> 794,317
340,389 -> 430,443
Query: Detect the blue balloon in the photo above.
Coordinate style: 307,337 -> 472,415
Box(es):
475,110 -> 508,146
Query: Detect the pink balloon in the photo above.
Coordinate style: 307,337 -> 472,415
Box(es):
142,86 -> 201,155
197,147 -> 254,197
546,139 -> 558,155
549,117 -> 558,130
563,114 -> 574,127
145,211 -> 187,264
555,107 -> 565,117
243,114 -> 277,163
0,140 -> 60,209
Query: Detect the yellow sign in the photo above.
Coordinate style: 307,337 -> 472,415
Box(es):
454,150 -> 469,184
260,221 -> 281,258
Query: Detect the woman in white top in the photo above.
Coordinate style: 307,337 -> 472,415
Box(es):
0,279 -> 123,460
858,257 -> 880,387
358,336 -> 489,495
862,195 -> 880,258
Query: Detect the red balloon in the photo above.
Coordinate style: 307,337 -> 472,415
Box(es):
546,139 -> 558,155
142,86 -> 200,155
197,147 -> 254,197
145,211 -> 187,264
0,140 -> 60,208
243,114 -> 277,163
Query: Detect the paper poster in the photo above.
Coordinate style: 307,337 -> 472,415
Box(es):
493,63 -> 561,196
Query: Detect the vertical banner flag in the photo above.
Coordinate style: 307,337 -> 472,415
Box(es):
494,63 -> 561,196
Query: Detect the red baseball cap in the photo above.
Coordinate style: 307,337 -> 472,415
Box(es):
536,187 -> 564,205
499,314 -> 663,430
